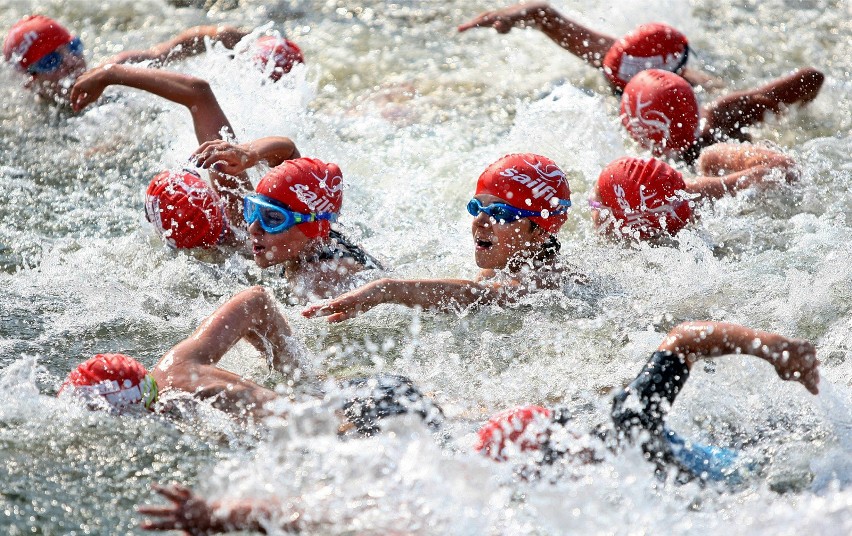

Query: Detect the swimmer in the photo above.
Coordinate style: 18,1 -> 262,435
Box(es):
61,286 -> 441,427
621,68 -> 824,164
302,153 -> 574,322
589,143 -> 798,240
3,15 -> 302,105
477,321 -> 819,483
135,321 -> 819,533
188,145 -> 382,300
458,2 -> 719,91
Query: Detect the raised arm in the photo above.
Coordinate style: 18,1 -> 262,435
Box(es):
302,277 -> 516,322
658,321 -> 819,394
152,286 -> 302,417
104,25 -> 248,66
70,64 -> 234,143
685,143 -> 799,199
458,1 -> 614,67
700,67 -> 824,142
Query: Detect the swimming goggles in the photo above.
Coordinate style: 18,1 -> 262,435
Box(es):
27,37 -> 83,74
243,194 -> 337,234
467,197 -> 571,223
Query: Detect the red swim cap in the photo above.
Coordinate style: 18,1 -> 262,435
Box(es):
3,15 -> 73,71
252,36 -> 304,81
144,170 -> 226,249
602,23 -> 689,91
256,158 -> 343,239
476,405 -> 552,461
621,69 -> 699,156
59,354 -> 158,410
596,156 -> 693,239
475,154 -> 572,234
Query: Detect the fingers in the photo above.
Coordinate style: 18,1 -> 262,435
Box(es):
153,483 -> 192,502
458,12 -> 507,33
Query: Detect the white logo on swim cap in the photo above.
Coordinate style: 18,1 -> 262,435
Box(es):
623,89 -> 673,147
612,183 -> 685,232
498,158 -> 567,203
11,30 -> 40,64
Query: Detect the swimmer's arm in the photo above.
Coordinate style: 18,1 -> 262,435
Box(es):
658,321 -> 819,394
193,137 -> 301,176
70,64 -> 234,143
458,2 -> 614,67
155,287 -> 296,377
699,68 -> 824,142
105,25 -> 248,66
302,277 -> 511,322
685,143 -> 798,199
139,483 -> 299,534
680,67 -> 726,91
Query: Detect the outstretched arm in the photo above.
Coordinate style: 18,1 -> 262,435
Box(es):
70,65 -> 254,225
659,321 -> 819,394
104,25 -> 248,66
70,64 -> 234,143
152,286 -> 302,417
302,277 -> 518,322
685,143 -> 799,199
701,67 -> 824,142
138,483 -> 297,534
458,1 -> 614,67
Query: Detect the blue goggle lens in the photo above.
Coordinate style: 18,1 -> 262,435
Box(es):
28,37 -> 83,74
244,195 -> 337,234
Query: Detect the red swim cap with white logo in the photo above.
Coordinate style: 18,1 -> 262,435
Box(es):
475,154 -> 572,234
145,170 -> 226,249
621,69 -> 699,156
596,156 -> 693,239
3,15 -> 73,71
255,158 -> 343,239
602,23 -> 689,91
476,405 -> 552,461
252,36 -> 304,81
60,354 -> 158,410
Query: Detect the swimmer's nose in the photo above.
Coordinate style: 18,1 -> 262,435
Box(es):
472,211 -> 491,228
248,220 -> 264,236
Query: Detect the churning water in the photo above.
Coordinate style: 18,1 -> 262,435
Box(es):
1,0 -> 851,534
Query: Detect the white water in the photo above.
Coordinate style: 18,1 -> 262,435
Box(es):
1,0 -> 851,534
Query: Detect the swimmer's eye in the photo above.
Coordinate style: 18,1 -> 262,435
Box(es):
260,207 -> 287,226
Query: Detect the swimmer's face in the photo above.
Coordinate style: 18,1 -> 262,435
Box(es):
471,194 -> 547,270
248,219 -> 315,268
23,44 -> 87,103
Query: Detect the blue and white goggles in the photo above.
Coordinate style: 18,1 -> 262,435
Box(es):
28,37 -> 83,74
467,197 -> 571,224
244,193 -> 337,234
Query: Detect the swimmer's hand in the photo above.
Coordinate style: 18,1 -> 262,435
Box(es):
302,281 -> 387,322
138,483 -> 218,534
70,66 -> 112,113
766,336 -> 820,395
458,1 -> 550,33
192,140 -> 258,176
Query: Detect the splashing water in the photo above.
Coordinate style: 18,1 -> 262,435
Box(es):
1,0 -> 851,533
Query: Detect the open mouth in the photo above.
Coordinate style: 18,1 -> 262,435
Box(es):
252,243 -> 266,255
475,238 -> 493,250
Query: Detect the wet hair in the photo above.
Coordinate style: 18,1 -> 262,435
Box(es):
340,374 -> 444,436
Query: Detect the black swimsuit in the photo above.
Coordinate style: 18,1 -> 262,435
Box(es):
305,229 -> 383,271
